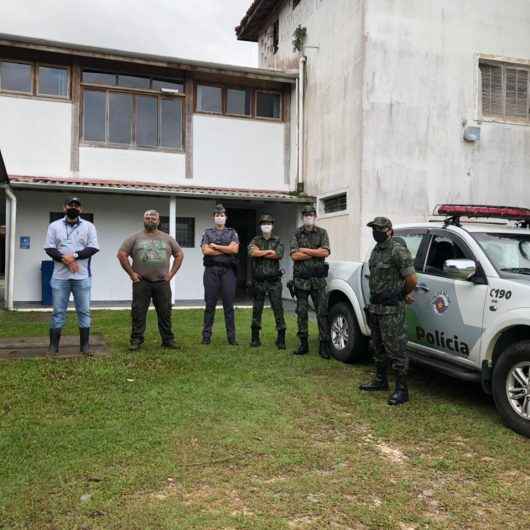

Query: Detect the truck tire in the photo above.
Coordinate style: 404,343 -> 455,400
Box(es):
329,302 -> 367,363
492,340 -> 530,438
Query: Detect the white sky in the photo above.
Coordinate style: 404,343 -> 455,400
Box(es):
0,0 -> 258,66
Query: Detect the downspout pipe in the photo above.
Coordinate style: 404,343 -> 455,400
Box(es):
5,186 -> 16,311
297,55 -> 306,194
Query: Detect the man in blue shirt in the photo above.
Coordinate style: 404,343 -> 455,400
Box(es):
44,197 -> 99,354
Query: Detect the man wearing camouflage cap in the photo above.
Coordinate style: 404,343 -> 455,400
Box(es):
360,216 -> 417,405
248,214 -> 286,349
290,204 -> 331,358
201,204 -> 240,345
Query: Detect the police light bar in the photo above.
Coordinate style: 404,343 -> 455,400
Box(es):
434,204 -> 530,221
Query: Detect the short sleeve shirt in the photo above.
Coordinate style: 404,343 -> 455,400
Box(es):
119,230 -> 181,282
44,217 -> 99,280
201,227 -> 239,247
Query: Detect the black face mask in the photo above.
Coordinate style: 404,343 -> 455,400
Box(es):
372,229 -> 388,244
66,208 -> 79,220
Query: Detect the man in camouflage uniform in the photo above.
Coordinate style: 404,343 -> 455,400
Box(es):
290,205 -> 331,359
360,216 -> 417,405
248,214 -> 286,349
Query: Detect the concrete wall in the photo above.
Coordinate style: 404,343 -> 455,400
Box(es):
259,0 -> 366,260
11,190 -> 302,303
79,148 -> 186,184
193,114 -> 288,191
360,0 -> 530,257
0,96 -> 71,176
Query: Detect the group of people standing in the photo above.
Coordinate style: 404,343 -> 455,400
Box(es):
44,199 -> 416,406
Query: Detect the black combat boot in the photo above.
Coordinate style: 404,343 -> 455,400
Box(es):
162,340 -> 180,350
48,328 -> 61,354
359,366 -> 389,391
319,340 -> 331,360
80,327 -> 91,355
388,375 -> 409,405
129,340 -> 142,351
228,337 -> 239,346
275,329 -> 286,350
250,328 -> 261,348
292,336 -> 308,355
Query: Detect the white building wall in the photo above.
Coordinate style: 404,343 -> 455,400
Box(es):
193,114 -> 288,191
259,0 -> 365,260
12,190 -> 220,303
0,97 -> 71,177
79,148 -> 186,184
361,0 -> 530,257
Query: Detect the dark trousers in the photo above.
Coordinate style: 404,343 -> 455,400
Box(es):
131,280 -> 174,344
295,287 -> 329,341
252,279 -> 286,331
202,266 -> 237,340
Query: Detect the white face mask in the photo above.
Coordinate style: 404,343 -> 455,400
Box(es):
261,224 -> 273,235
303,215 -> 315,227
214,215 -> 226,227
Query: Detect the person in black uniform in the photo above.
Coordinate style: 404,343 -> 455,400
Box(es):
201,204 -> 240,345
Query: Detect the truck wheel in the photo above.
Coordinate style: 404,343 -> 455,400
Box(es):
492,340 -> 530,438
329,302 -> 366,363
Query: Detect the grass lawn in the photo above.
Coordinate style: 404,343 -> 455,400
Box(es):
1,308 -> 529,530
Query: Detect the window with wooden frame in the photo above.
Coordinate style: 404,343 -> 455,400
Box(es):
0,60 -> 70,99
81,70 -> 185,150
480,60 -> 530,123
195,84 -> 282,121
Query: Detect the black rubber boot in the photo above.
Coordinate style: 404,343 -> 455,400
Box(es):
275,329 -> 286,350
80,327 -> 91,355
129,339 -> 143,351
359,366 -> 389,391
292,336 -> 309,355
162,340 -> 180,350
319,340 -> 331,360
250,328 -> 261,348
388,375 -> 409,405
228,337 -> 239,346
201,336 -> 211,345
48,328 -> 61,354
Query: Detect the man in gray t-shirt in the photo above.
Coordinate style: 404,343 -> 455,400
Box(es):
117,210 -> 184,350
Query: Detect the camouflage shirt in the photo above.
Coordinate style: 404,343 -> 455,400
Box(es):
248,235 -> 284,280
368,237 -> 415,314
290,226 -> 330,290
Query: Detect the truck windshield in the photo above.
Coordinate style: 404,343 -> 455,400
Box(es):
474,232 -> 530,276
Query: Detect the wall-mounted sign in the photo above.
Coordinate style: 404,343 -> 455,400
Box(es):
20,236 -> 30,249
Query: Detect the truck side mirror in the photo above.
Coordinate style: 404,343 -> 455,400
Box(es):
443,259 -> 477,281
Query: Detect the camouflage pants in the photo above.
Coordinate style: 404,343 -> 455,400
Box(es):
252,280 -> 286,331
368,309 -> 409,376
295,287 -> 329,341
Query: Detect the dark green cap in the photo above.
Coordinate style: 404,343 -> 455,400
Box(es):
258,214 -> 274,224
213,203 -> 226,215
367,216 -> 392,229
302,204 -> 316,215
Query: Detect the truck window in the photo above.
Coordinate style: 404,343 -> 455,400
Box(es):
425,235 -> 466,276
393,230 -> 427,271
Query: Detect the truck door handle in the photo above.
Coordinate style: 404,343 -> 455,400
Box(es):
416,283 -> 430,292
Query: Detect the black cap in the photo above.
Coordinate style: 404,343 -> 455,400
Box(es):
213,203 -> 226,215
64,197 -> 81,206
302,204 -> 316,215
258,214 -> 274,224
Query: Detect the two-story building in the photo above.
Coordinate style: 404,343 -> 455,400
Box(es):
0,33 -> 311,309
237,0 -> 530,259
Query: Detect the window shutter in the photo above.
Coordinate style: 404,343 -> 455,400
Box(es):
480,63 -> 503,116
505,68 -> 528,119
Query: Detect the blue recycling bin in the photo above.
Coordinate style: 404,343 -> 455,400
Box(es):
41,260 -> 54,306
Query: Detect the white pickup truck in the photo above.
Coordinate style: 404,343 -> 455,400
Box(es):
326,205 -> 530,438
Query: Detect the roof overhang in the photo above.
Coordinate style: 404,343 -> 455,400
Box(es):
0,32 -> 297,84
236,0 -> 282,42
7,175 -> 313,204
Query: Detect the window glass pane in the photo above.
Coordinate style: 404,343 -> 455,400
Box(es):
425,236 -> 466,275
227,88 -> 251,115
136,95 -> 158,147
109,93 -> 133,144
117,74 -> 150,89
197,85 -> 222,113
160,98 -> 183,148
393,233 -> 424,261
175,217 -> 195,247
256,92 -> 281,119
82,71 -> 116,85
83,90 -> 106,142
323,194 -> 347,214
0,62 -> 32,92
506,68 -> 528,119
152,79 -> 184,93
38,66 -> 68,96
